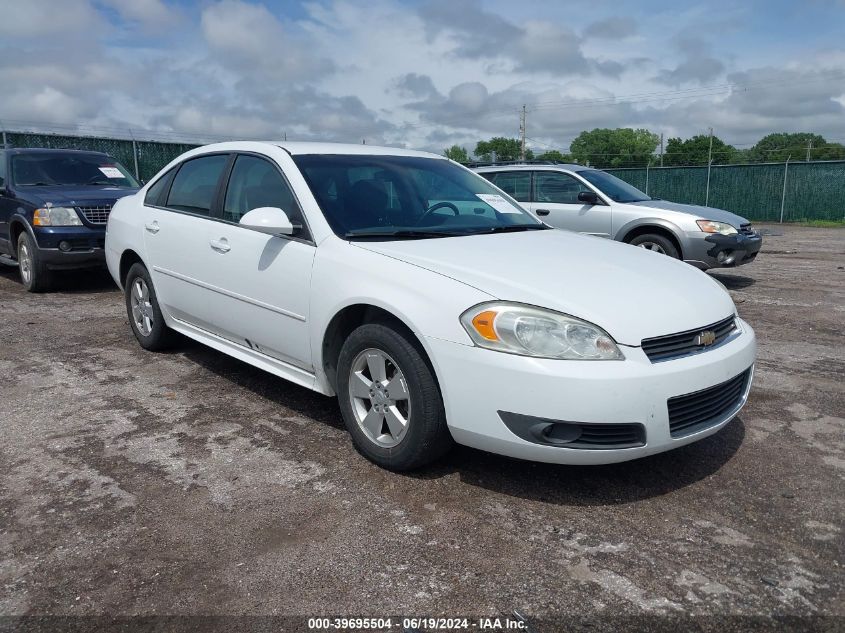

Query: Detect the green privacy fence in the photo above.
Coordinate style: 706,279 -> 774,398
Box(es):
606,161 -> 845,222
2,129 -> 843,221
1,131 -> 198,183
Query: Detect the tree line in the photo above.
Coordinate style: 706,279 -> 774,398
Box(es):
444,130 -> 845,168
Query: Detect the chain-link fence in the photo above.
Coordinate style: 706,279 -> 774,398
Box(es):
606,160 -> 845,222
1,130 -> 198,183
2,129 -> 843,221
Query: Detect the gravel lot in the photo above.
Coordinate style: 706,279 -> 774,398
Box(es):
1,224 -> 843,631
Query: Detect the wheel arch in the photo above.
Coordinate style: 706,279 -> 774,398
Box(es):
9,216 -> 36,256
118,249 -> 145,290
319,303 -> 441,396
618,219 -> 684,258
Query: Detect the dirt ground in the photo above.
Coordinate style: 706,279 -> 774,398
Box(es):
0,224 -> 842,632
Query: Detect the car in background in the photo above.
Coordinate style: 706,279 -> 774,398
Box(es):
0,148 -> 140,291
106,141 -> 755,471
474,163 -> 762,270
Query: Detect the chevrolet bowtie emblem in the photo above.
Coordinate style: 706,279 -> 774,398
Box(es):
695,330 -> 717,346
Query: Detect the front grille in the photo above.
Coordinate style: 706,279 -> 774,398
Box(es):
77,205 -> 112,225
739,223 -> 755,235
668,368 -> 751,437
641,316 -> 737,362
567,423 -> 645,449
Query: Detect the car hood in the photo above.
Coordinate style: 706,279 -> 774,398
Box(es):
353,229 -> 736,346
16,186 -> 137,207
625,199 -> 749,226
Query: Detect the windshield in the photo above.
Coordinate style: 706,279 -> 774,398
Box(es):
292,154 -> 545,238
10,153 -> 139,188
578,169 -> 650,203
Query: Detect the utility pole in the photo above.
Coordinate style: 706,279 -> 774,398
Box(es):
659,133 -> 664,167
705,127 -> 714,206
519,104 -> 526,161
806,139 -> 812,162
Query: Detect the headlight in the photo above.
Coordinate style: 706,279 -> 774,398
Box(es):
696,220 -> 737,235
33,207 -> 83,226
460,302 -> 624,360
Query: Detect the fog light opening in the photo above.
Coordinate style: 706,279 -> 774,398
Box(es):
716,249 -> 734,264
58,241 -> 72,252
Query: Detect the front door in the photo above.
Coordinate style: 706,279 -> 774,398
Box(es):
528,171 -> 612,238
197,154 -> 315,370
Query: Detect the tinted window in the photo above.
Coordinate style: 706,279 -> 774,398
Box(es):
223,155 -> 306,234
10,153 -> 138,188
144,168 -> 175,206
534,172 -> 592,204
293,154 -> 543,238
0,152 -> 5,187
166,155 -> 229,215
486,171 -> 531,202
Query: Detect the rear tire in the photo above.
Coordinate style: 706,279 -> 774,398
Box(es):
628,233 -> 680,259
337,323 -> 452,471
17,232 -> 53,292
124,263 -> 176,351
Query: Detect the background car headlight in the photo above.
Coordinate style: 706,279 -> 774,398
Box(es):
33,207 -> 83,226
696,220 -> 737,235
460,302 -> 624,360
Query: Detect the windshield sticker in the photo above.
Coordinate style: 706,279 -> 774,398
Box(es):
99,166 -> 124,178
476,193 -> 522,214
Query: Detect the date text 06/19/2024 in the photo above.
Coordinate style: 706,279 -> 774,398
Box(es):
307,616 -> 532,630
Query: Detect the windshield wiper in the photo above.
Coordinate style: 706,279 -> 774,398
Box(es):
344,229 -> 458,239
20,182 -> 55,186
482,225 -> 549,234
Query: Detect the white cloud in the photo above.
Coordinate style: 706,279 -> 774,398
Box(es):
0,0 -> 842,154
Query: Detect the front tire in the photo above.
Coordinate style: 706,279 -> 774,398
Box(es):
124,263 -> 176,351
337,323 -> 452,471
628,233 -> 680,259
17,232 -> 53,292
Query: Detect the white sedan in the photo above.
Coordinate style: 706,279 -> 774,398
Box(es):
105,142 -> 756,470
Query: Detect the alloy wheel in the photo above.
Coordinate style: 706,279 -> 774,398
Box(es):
130,278 -> 154,336
18,243 -> 32,284
638,241 -> 666,254
348,348 -> 411,448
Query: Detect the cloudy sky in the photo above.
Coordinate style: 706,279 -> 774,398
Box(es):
0,0 -> 843,154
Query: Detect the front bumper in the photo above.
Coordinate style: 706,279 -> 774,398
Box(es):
683,230 -> 763,269
427,318 -> 756,465
33,226 -> 106,269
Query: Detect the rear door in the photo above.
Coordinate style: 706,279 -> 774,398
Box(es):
527,171 -> 612,237
142,153 -> 231,330
483,171 -> 531,207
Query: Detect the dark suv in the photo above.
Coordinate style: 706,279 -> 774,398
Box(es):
0,148 -> 139,291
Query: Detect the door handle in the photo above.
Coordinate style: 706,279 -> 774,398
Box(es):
535,209 -> 550,216
144,221 -> 160,234
210,238 -> 231,253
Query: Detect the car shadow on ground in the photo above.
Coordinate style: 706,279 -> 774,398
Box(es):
413,418 -> 745,506
179,341 -> 345,430
177,337 -> 746,506
709,272 -> 756,290
0,263 -> 118,295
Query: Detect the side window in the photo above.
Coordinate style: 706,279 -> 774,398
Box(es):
144,167 -> 175,206
223,155 -> 309,237
0,152 -> 6,187
165,155 -> 229,215
487,171 -> 531,202
534,172 -> 591,204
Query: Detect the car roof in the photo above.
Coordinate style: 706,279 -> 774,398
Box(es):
187,141 -> 445,159
473,163 -> 590,173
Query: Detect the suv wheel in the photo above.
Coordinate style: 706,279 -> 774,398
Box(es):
628,233 -> 680,259
124,263 -> 176,351
337,323 -> 452,470
17,232 -> 53,292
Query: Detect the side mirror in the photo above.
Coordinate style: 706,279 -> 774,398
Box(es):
239,206 -> 295,236
577,191 -> 599,205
